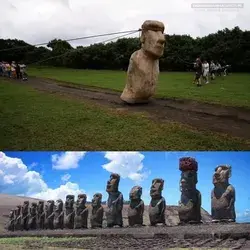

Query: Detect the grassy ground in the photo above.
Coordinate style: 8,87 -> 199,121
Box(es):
0,79 -> 249,150
28,67 -> 250,108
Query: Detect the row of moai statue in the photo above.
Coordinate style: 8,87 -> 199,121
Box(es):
6,157 -> 236,231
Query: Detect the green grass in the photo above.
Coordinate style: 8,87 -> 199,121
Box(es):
28,67 -> 250,108
0,80 -> 249,150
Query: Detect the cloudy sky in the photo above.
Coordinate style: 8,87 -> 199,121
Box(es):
1,151 -> 250,222
0,0 -> 249,47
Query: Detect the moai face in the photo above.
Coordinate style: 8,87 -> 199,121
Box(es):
180,171 -> 197,193
22,201 -> 29,214
92,193 -> 102,208
141,20 -> 165,58
213,165 -> 231,185
76,194 -> 87,208
106,173 -> 120,193
37,201 -> 44,213
65,195 -> 75,209
55,199 -> 63,212
150,179 -> 164,199
129,186 -> 142,201
30,203 -> 37,216
45,200 -> 54,214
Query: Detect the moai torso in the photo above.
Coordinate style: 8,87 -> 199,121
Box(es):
6,210 -> 15,231
128,186 -> 144,226
37,201 -> 45,230
21,201 -> 29,230
64,195 -> 75,229
14,206 -> 22,231
120,20 -> 165,104
74,194 -> 88,229
90,193 -> 104,228
211,165 -> 236,222
28,203 -> 37,230
148,179 -> 166,226
178,157 -> 201,224
106,173 -> 124,227
45,200 -> 54,230
53,199 -> 64,229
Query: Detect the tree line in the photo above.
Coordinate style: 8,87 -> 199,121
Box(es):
0,26 -> 249,72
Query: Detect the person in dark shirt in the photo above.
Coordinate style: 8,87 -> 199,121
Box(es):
15,62 -> 21,79
193,58 -> 202,86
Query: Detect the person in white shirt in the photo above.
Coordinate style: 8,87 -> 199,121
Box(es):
202,60 -> 209,84
210,60 -> 216,80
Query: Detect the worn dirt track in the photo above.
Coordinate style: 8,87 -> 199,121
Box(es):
6,77 -> 250,139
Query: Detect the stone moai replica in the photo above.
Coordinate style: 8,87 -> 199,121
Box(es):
178,157 -> 201,224
105,173 -> 124,228
28,202 -> 37,230
90,193 -> 104,228
120,20 -> 166,104
44,200 -> 54,230
6,209 -> 15,231
128,186 -> 144,226
14,205 -> 22,231
64,195 -> 75,229
148,178 -> 166,226
21,201 -> 29,230
211,165 -> 236,222
53,199 -> 64,229
74,194 -> 88,229
37,201 -> 45,230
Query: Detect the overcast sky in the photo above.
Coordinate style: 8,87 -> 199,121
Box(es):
0,0 -> 249,47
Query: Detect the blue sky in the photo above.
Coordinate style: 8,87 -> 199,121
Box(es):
1,151 -> 250,222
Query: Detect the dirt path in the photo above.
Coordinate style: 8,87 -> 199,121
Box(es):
9,77 -> 250,139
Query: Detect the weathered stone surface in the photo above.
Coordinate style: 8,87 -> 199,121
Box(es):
44,200 -> 54,230
178,157 -> 201,224
53,199 -> 64,229
128,186 -> 144,226
121,20 -> 165,104
14,205 -> 22,231
90,193 -> 104,228
211,165 -> 236,222
106,173 -> 124,227
37,201 -> 45,230
28,202 -> 37,230
64,195 -> 75,229
21,201 -> 29,230
5,210 -> 15,231
149,178 -> 166,226
74,194 -> 88,229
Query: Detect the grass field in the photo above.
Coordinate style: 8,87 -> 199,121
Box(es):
28,67 -> 250,108
0,79 -> 249,150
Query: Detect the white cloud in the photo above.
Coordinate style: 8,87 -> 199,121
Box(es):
0,0 -> 249,47
0,152 -> 85,201
61,173 -> 71,182
51,151 -> 86,170
102,152 -> 150,182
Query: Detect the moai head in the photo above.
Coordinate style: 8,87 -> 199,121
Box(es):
140,20 -> 165,59
179,157 -> 198,193
92,193 -> 102,208
106,173 -> 120,193
129,186 -> 142,201
213,165 -> 231,186
55,199 -> 63,212
22,201 -> 29,214
37,201 -> 44,213
30,202 -> 37,216
65,195 -> 75,209
15,205 -> 21,216
76,194 -> 87,208
45,200 -> 54,214
150,178 -> 164,199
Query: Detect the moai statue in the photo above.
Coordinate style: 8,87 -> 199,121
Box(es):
37,201 -> 45,230
5,210 -> 15,231
90,193 -> 104,228
211,165 -> 236,222
53,199 -> 64,229
21,201 -> 29,230
128,186 -> 144,226
14,205 -> 22,231
44,200 -> 54,230
178,157 -> 201,224
74,194 -> 88,229
120,20 -> 165,104
106,173 -> 124,228
28,202 -> 37,230
148,178 -> 166,226
64,195 -> 75,229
